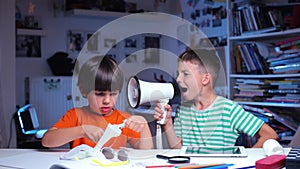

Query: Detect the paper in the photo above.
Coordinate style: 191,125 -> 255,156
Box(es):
60,120 -> 127,160
0,152 -> 60,169
94,120 -> 126,151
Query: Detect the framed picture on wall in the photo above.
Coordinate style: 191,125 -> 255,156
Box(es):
104,38 -> 117,49
125,54 -> 137,63
16,35 -> 41,57
125,37 -> 137,48
143,35 -> 160,64
67,30 -> 84,53
86,32 -> 100,52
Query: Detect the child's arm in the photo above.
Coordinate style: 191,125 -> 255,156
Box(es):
252,123 -> 279,148
154,102 -> 182,149
41,125 -> 104,148
125,116 -> 154,149
163,119 -> 182,149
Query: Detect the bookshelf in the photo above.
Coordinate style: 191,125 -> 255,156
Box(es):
226,0 -> 300,145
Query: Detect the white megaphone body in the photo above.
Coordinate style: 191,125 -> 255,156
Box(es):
127,76 -> 174,124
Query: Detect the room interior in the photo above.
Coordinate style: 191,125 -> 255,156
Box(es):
0,0 -> 299,150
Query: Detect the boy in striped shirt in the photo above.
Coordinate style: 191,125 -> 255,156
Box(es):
154,49 -> 278,148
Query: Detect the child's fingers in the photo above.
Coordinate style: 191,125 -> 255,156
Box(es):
126,117 -> 146,132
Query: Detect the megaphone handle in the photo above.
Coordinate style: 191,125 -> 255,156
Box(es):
157,99 -> 169,125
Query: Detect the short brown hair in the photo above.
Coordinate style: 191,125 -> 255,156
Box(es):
178,49 -> 221,86
78,55 -> 124,95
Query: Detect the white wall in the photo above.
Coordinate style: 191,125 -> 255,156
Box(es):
0,0 -> 16,148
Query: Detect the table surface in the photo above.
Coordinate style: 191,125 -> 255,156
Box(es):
0,148 -> 291,169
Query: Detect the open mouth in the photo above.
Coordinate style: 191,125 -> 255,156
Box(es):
180,86 -> 187,93
101,107 -> 111,113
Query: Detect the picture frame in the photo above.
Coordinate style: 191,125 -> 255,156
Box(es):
125,54 -> 137,63
104,38 -> 117,49
16,35 -> 41,57
143,35 -> 160,64
67,30 -> 84,53
125,37 -> 137,48
86,32 -> 100,52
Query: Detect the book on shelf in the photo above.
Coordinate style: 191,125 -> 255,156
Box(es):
267,89 -> 300,94
234,96 -> 265,102
269,56 -> 300,67
237,44 -> 256,72
275,36 -> 300,51
231,0 -> 285,36
274,35 -> 300,47
267,9 -> 285,28
236,90 -> 269,97
263,107 -> 300,132
242,105 -> 273,123
234,43 -> 270,74
242,104 -> 273,117
278,84 -> 300,89
267,78 -> 300,85
241,105 -> 299,138
236,78 -> 267,85
266,51 -> 300,63
240,26 -> 281,36
271,64 -> 300,74
234,83 -> 271,89
234,77 -> 300,103
266,48 -> 300,74
264,96 -> 300,104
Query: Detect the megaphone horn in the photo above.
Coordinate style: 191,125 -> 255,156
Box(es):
127,76 -> 175,124
127,76 -> 174,108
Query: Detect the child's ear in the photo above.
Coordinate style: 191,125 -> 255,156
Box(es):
202,73 -> 210,85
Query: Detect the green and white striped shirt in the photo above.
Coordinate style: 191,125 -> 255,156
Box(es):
174,96 -> 264,146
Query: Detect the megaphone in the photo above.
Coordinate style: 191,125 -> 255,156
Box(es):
127,76 -> 175,124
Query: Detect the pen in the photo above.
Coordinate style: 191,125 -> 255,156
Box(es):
233,165 -> 255,169
145,164 -> 175,168
146,163 -> 197,168
177,163 -> 227,169
200,163 -> 234,169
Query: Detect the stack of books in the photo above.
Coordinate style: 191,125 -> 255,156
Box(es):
264,78 -> 300,104
266,36 -> 300,74
234,79 -> 271,102
234,78 -> 300,104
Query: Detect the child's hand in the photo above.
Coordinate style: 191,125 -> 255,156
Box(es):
81,125 -> 104,143
125,116 -> 148,132
153,102 -> 173,125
